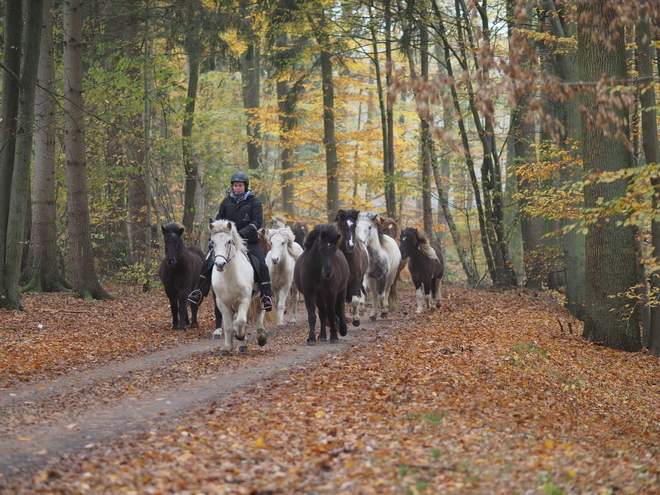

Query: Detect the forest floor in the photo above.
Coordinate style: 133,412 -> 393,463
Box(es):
0,280 -> 659,494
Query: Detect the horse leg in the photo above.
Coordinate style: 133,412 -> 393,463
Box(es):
317,298 -> 329,342
169,297 -> 179,330
304,293 -> 317,345
377,275 -> 389,319
275,286 -> 287,327
423,280 -> 433,310
177,294 -> 188,331
433,276 -> 443,309
212,300 -> 223,339
351,295 -> 361,327
255,307 -> 267,348
367,277 -> 379,321
217,303 -> 234,356
289,286 -> 299,325
233,299 -> 250,344
189,299 -> 200,328
336,290 -> 348,338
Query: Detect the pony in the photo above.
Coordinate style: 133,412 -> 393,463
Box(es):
208,219 -> 267,355
357,212 -> 402,320
400,227 -> 445,313
265,226 -> 303,326
158,223 -> 205,331
294,223 -> 349,345
379,215 -> 408,280
335,209 -> 369,327
292,220 -> 309,250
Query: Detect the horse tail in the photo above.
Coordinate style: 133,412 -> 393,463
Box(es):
388,278 -> 399,311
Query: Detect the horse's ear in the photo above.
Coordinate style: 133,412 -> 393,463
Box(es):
177,226 -> 185,237
226,221 -> 232,230
209,218 -> 215,230
335,209 -> 343,221
161,225 -> 167,235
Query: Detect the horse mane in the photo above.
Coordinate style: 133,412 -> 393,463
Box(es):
162,222 -> 185,234
404,227 -> 439,260
210,219 -> 248,254
304,223 -> 340,250
265,214 -> 287,229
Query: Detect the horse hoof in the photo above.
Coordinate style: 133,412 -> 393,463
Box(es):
352,320 -> 360,327
307,340 -> 316,346
369,316 -> 377,322
218,349 -> 231,356
340,328 -> 347,337
178,328 -> 186,332
381,312 -> 388,319
239,345 -> 248,354
330,338 -> 339,344
212,333 -> 222,340
258,336 -> 267,347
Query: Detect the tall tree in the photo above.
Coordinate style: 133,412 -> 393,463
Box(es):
578,0 -> 639,350
0,0 -> 23,308
23,0 -> 69,293
181,0 -> 201,234
636,0 -> 660,355
2,0 -> 45,309
308,7 -> 339,221
63,0 -> 111,299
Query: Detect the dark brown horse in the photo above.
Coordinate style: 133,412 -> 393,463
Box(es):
158,223 -> 205,331
294,223 -> 349,345
400,227 -> 445,314
292,220 -> 309,250
335,209 -> 369,327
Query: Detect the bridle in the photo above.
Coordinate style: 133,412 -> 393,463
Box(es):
213,235 -> 236,266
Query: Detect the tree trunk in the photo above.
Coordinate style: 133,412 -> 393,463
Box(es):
384,0 -> 396,218
63,0 -> 111,300
23,0 -> 69,293
578,1 -> 639,351
181,0 -> 200,235
0,0 -> 23,307
312,11 -> 339,221
636,2 -> 660,356
3,0 -> 44,309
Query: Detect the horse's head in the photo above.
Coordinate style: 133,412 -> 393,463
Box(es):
400,227 -> 419,259
336,209 -> 360,252
379,216 -> 400,241
209,219 -> 239,271
307,224 -> 341,279
268,227 -> 292,265
162,223 -> 185,266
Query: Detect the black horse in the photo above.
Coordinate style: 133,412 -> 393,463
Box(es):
158,222 -> 205,331
292,221 -> 309,250
294,223 -> 349,345
335,209 -> 369,327
400,227 -> 445,314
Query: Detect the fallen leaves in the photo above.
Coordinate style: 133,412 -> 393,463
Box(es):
1,283 -> 660,494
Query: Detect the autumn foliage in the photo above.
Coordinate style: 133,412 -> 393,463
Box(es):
1,282 -> 659,493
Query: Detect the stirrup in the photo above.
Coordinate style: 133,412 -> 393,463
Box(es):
260,295 -> 273,312
188,289 -> 203,305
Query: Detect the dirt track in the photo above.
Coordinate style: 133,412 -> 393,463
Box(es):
0,310 -> 393,480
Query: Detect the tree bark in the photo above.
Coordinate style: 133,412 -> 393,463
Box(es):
23,0 -> 69,293
579,0 -> 639,351
181,0 -> 200,235
3,0 -> 44,309
636,2 -> 660,356
0,0 -> 23,307
64,0 -> 111,300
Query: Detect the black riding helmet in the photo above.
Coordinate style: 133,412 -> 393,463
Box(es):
230,171 -> 249,189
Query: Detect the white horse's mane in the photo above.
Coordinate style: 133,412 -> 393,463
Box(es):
210,219 -> 247,254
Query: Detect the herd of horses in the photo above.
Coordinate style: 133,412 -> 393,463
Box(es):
158,210 -> 445,355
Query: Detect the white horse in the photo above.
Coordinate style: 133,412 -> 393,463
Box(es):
209,219 -> 267,355
265,226 -> 303,326
357,212 -> 402,321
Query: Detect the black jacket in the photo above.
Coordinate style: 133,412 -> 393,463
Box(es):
216,190 -> 263,245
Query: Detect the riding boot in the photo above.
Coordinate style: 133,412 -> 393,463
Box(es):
258,262 -> 273,311
188,250 -> 214,305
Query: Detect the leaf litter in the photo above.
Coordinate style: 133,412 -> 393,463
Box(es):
0,283 -> 659,494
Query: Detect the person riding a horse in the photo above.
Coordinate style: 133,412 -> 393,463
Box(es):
188,172 -> 274,311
